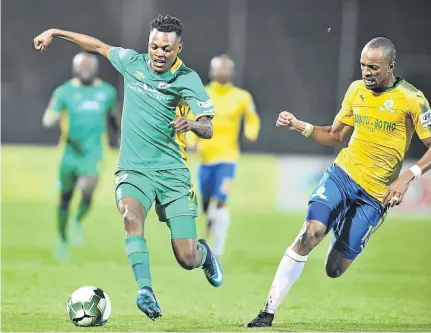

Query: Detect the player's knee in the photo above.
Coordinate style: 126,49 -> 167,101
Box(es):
60,191 -> 73,209
294,221 -> 326,253
122,210 -> 143,234
77,176 -> 97,197
325,264 -> 343,278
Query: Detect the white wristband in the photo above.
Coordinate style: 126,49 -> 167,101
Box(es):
301,122 -> 314,137
409,165 -> 422,179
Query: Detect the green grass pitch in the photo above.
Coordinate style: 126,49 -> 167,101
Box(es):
1,145 -> 431,332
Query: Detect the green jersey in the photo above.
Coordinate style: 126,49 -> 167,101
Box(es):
48,78 -> 117,158
107,47 -> 215,172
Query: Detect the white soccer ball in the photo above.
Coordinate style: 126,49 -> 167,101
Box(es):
66,286 -> 111,327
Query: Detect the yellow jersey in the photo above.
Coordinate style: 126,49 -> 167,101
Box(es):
335,78 -> 431,202
188,82 -> 260,164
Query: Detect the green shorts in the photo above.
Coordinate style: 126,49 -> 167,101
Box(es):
114,169 -> 198,222
59,151 -> 101,193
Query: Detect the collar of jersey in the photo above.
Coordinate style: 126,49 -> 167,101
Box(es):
209,81 -> 233,94
372,76 -> 404,93
71,78 -> 101,87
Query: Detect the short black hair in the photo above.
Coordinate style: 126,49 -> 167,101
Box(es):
150,14 -> 183,37
365,37 -> 396,63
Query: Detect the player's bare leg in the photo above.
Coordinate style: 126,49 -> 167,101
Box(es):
325,245 -> 353,278
70,175 -> 98,246
171,239 -> 205,270
245,219 -> 327,328
168,216 -> 223,287
118,197 -> 162,320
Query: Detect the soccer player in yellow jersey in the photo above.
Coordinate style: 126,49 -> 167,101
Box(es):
188,54 -> 260,257
246,37 -> 431,328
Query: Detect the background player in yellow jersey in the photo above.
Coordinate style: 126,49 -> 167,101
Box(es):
246,37 -> 431,328
188,54 -> 260,257
42,52 -> 118,260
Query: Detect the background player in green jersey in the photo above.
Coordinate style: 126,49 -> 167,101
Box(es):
42,52 -> 118,260
34,14 -> 223,320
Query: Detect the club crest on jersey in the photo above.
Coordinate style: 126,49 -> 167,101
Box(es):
380,99 -> 396,113
420,109 -> 431,127
311,186 -> 327,200
134,71 -> 145,79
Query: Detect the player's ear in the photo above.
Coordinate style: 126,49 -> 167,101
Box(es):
389,61 -> 395,73
177,42 -> 183,55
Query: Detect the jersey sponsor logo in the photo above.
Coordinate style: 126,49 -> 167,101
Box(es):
420,109 -> 431,127
311,186 -> 327,200
354,114 -> 397,132
359,94 -> 365,103
197,99 -> 213,108
127,82 -> 169,101
79,100 -> 102,111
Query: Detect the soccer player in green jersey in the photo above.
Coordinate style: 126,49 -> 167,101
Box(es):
42,52 -> 118,261
34,14 -> 223,320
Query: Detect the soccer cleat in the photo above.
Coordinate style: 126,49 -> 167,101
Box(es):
198,239 -> 223,287
136,287 -> 162,321
244,311 -> 274,328
69,219 -> 84,246
54,239 -> 70,261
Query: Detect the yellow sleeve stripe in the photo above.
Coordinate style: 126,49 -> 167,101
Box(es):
107,47 -> 116,60
45,108 -> 62,116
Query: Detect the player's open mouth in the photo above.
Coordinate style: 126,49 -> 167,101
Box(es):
153,59 -> 166,68
363,78 -> 375,85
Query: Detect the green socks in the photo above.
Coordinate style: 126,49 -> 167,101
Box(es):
125,235 -> 152,289
58,206 -> 69,242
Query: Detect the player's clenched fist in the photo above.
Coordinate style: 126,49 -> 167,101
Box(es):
34,29 -> 54,52
276,111 -> 298,130
171,116 -> 192,133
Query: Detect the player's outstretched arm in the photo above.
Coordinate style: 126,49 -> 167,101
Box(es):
171,116 -> 213,139
276,111 -> 352,146
33,29 -> 112,57
383,137 -> 431,207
